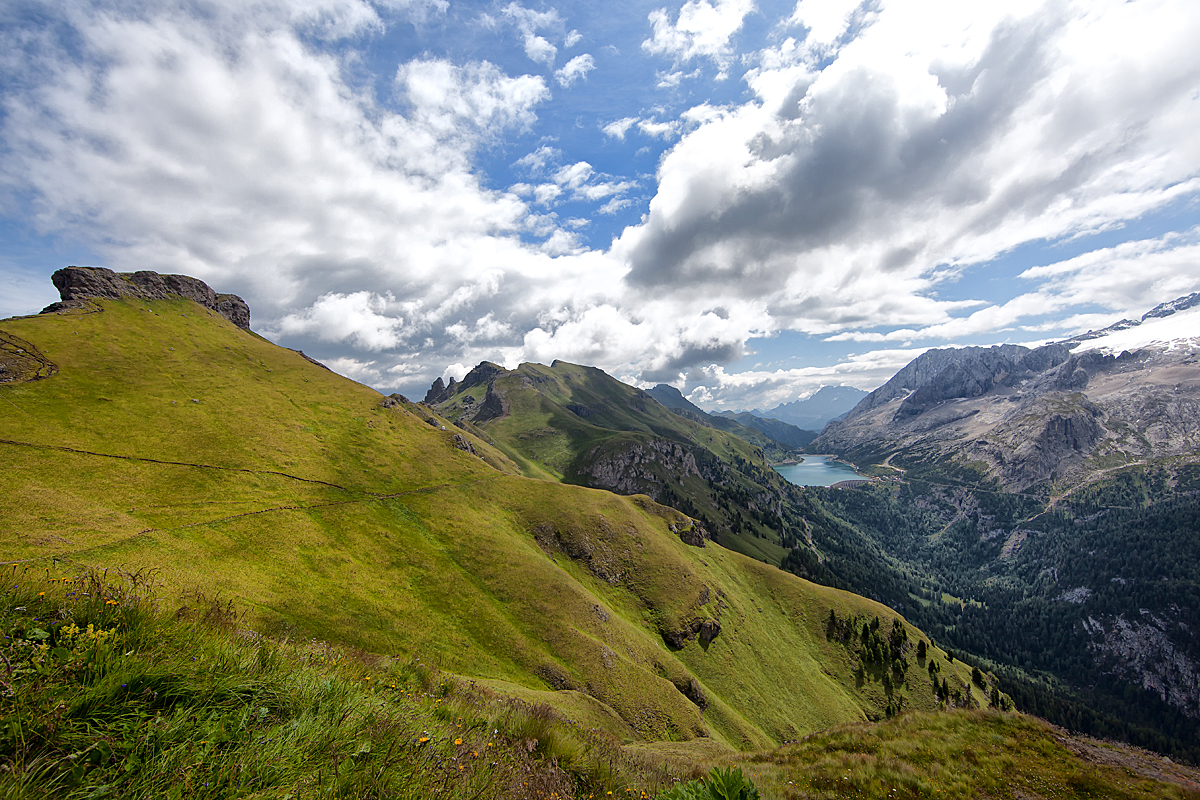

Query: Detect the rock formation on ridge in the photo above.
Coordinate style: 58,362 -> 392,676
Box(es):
41,266 -> 251,329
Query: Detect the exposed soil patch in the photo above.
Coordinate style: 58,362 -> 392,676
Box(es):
0,330 -> 57,384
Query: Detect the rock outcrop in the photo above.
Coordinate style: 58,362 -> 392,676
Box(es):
41,266 -> 251,329
580,439 -> 701,498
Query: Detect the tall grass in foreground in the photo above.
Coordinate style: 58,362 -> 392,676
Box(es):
0,567 -> 685,799
5,566 -> 1197,800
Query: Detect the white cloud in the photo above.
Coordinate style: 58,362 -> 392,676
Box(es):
397,59 -> 548,145
602,117 -> 639,139
446,312 -> 515,344
597,198 -> 632,215
533,183 -> 564,205
656,70 -> 685,88
501,2 -> 564,65
788,0 -> 862,49
676,347 -> 932,410
555,53 -> 595,87
325,356 -> 385,384
1018,228 -> 1200,316
554,161 -> 594,190
272,291 -> 405,350
638,119 -> 679,138
514,145 -> 561,175
643,0 -> 756,74
615,0 -> 1200,344
564,29 -> 583,47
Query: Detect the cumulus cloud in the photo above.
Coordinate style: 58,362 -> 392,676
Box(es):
1018,228 -> 1200,317
555,53 -> 596,86
501,2 -> 564,65
397,59 -> 548,146
789,0 -> 866,51
0,0 -> 585,358
642,0 -> 756,74
671,347 -> 933,410
602,117 -> 639,139
511,151 -> 637,209
615,0 -> 1200,344
272,291 -> 405,350
325,356 -> 385,384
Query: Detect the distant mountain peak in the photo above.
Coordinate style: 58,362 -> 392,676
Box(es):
1142,292 -> 1200,321
646,384 -> 709,417
1068,293 -> 1200,356
816,291 -> 1200,492
764,384 -> 868,432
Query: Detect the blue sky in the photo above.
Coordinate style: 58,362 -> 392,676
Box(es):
2,0 -> 1199,411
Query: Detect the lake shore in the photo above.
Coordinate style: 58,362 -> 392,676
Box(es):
772,455 -> 867,487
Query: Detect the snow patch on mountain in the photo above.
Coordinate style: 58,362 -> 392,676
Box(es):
1071,302 -> 1200,356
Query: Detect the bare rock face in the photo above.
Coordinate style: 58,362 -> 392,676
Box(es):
42,266 -> 251,329
580,439 -> 702,498
816,299 -> 1200,492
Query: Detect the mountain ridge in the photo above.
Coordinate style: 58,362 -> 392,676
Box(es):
817,295 -> 1200,493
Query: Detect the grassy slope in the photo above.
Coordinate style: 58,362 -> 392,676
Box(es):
0,298 -> 972,754
738,710 -> 1200,799
8,577 -> 1195,800
431,360 -> 796,566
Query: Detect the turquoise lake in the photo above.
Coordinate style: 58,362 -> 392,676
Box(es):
773,457 -> 865,487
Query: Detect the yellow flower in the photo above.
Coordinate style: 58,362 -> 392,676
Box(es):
418,736 -> 429,744
454,737 -> 463,745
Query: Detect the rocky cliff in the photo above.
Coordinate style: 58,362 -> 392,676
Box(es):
41,266 -> 251,329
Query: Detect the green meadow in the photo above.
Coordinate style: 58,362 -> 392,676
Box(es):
3,296 -> 1196,798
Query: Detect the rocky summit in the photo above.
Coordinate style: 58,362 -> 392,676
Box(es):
41,265 -> 250,329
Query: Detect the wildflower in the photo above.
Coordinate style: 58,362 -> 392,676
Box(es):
418,737 -> 429,744
454,738 -> 463,745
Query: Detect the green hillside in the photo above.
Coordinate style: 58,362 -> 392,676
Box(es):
1,296 -> 971,755
429,360 -> 815,566
8,573 -> 1196,800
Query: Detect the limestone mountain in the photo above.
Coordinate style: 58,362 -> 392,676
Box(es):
815,296 -> 1200,493
43,265 -> 251,328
